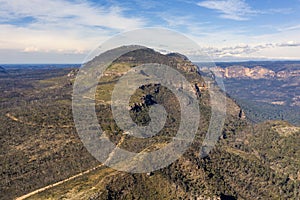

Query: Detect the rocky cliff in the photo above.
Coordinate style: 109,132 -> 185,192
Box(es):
202,65 -> 300,80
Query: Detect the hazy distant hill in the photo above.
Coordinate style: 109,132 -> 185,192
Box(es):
0,64 -> 80,70
1,48 -> 299,200
0,66 -> 7,74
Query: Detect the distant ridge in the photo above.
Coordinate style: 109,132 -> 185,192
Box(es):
0,66 -> 7,73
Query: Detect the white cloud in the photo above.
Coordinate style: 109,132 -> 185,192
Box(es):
0,0 -> 146,55
197,0 -> 293,21
0,0 -> 145,30
277,41 -> 300,47
23,46 -> 40,52
197,0 -> 256,21
277,24 -> 300,32
266,8 -> 293,15
161,14 -> 195,27
199,41 -> 300,60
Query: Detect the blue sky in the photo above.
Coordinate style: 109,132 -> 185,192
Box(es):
0,0 -> 300,63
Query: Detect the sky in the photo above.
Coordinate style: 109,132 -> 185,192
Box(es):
0,0 -> 300,63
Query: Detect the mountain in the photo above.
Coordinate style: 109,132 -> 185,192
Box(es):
1,48 -> 299,200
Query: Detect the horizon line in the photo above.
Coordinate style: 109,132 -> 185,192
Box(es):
1,59 -> 300,65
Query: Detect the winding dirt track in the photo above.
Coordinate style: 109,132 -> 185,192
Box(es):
15,135 -> 126,200
5,113 -> 71,128
15,164 -> 104,200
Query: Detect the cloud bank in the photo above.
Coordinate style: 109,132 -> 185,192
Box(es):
197,0 -> 256,20
0,0 -> 145,55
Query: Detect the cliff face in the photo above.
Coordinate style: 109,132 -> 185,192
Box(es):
204,65 -> 300,80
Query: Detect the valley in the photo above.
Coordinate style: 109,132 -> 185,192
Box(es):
198,61 -> 300,125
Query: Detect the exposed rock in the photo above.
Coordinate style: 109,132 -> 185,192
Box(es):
238,109 -> 246,119
67,69 -> 79,78
202,65 -> 299,80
